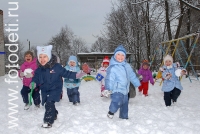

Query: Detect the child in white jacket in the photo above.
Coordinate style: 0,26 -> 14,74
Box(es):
96,56 -> 110,97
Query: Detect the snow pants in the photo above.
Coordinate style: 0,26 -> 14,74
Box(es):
138,81 -> 149,95
21,85 -> 41,105
164,87 -> 181,106
44,101 -> 58,124
109,92 -> 129,119
66,87 -> 80,104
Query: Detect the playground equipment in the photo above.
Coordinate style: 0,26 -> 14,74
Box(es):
150,33 -> 200,85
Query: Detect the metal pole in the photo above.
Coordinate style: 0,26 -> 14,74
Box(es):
29,41 -> 30,50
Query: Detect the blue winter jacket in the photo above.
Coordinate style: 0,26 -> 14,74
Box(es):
64,56 -> 81,89
161,63 -> 183,92
105,45 -> 141,95
32,55 -> 76,105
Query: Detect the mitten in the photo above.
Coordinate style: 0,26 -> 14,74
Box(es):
151,82 -> 154,86
176,62 -> 180,67
139,75 -> 143,80
165,73 -> 171,80
159,67 -> 164,72
102,90 -> 112,98
25,73 -> 33,78
181,69 -> 187,76
20,71 -> 25,77
76,71 -> 86,78
29,82 -> 36,89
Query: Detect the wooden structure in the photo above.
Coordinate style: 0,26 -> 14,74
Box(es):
77,52 -> 132,70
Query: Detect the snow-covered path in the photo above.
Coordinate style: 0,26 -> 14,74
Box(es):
1,75 -> 200,134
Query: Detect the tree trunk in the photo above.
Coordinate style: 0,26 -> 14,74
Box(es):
186,1 -> 191,73
174,0 -> 184,39
147,2 -> 151,61
165,0 -> 173,55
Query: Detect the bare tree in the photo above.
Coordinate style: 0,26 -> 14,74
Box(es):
71,37 -> 88,55
48,25 -> 73,65
91,37 -> 107,52
96,0 -> 200,70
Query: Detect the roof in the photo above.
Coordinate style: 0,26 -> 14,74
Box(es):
77,52 -> 132,63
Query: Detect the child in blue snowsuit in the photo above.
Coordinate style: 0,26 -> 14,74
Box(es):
160,55 -> 187,106
64,56 -> 81,105
104,45 -> 141,119
30,45 -> 89,128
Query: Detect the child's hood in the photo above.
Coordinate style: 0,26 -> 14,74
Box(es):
139,63 -> 150,70
67,55 -> 78,66
114,45 -> 127,57
109,45 -> 127,66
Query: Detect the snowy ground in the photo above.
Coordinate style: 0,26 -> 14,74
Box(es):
1,74 -> 200,134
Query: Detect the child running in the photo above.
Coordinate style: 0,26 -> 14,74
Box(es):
64,55 -> 81,105
30,45 -> 89,128
103,45 -> 141,119
138,59 -> 154,96
96,56 -> 110,97
19,50 -> 41,110
160,55 -> 187,106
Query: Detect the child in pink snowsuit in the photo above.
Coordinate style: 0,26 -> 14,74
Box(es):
96,56 -> 110,97
138,60 -> 154,96
19,51 -> 41,110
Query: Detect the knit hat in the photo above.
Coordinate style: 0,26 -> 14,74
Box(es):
114,45 -> 126,59
114,51 -> 126,58
163,55 -> 173,64
36,45 -> 53,61
102,56 -> 110,65
142,59 -> 149,66
68,55 -> 78,66
24,51 -> 34,58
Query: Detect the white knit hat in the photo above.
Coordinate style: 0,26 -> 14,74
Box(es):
36,45 -> 53,61
163,55 -> 173,64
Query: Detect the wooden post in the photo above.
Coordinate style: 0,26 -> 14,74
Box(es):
0,10 -> 5,76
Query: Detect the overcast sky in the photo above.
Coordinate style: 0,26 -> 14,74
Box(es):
0,0 -> 117,50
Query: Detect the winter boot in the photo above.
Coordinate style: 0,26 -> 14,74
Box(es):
73,102 -> 80,106
34,104 -> 40,110
107,111 -> 114,119
24,103 -> 30,110
41,123 -> 52,128
172,100 -> 177,105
